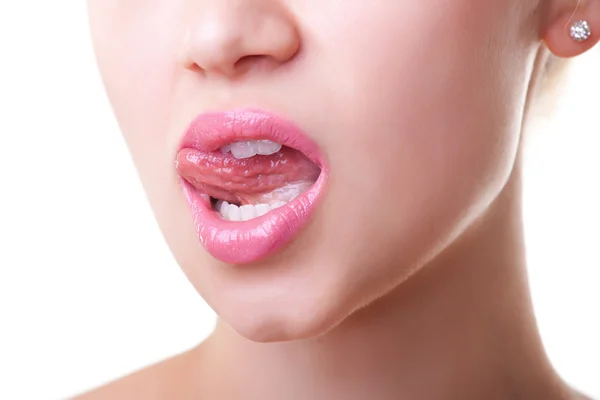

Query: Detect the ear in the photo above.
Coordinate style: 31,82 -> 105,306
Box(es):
543,0 -> 600,57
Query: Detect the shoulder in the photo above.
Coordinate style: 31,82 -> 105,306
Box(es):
73,348 -> 199,400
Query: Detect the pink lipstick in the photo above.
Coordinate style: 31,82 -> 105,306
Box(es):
176,109 -> 328,264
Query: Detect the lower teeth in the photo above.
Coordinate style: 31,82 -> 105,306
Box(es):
213,181 -> 314,222
216,200 -> 286,222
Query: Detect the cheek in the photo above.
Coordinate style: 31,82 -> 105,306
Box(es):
316,0 -> 526,200
89,2 -> 183,164
88,2 -> 210,270
89,2 -> 193,228
298,0 -> 529,285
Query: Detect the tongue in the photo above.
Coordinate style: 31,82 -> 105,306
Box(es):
176,147 -> 321,205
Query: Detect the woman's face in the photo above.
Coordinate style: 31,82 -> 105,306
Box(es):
88,0 -> 538,341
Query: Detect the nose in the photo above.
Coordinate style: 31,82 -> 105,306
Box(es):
180,0 -> 300,77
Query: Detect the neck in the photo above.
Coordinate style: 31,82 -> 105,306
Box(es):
201,164 -> 569,399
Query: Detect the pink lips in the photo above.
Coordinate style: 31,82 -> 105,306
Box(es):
177,109 -> 328,265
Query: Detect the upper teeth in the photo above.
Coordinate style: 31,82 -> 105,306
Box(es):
220,140 -> 282,159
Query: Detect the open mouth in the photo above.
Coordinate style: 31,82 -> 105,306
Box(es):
176,109 -> 328,265
177,140 -> 321,222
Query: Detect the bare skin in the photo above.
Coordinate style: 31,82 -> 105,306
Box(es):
81,0 -> 599,398
76,161 -> 592,399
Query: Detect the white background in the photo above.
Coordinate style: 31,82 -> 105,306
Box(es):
0,2 -> 598,399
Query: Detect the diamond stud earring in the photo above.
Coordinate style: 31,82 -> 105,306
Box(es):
570,20 -> 591,42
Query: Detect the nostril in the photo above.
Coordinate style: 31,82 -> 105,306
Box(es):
184,55 -> 272,77
187,62 -> 204,75
234,54 -> 273,74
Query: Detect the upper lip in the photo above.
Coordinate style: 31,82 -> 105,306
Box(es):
179,108 -> 326,168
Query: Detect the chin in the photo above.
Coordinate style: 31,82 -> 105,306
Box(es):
215,289 -> 352,343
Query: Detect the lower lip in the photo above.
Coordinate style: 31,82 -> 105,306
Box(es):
181,170 -> 327,265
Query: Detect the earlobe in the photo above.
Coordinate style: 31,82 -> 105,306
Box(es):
543,0 -> 599,58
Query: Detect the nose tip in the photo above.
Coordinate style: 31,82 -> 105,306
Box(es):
181,3 -> 300,77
